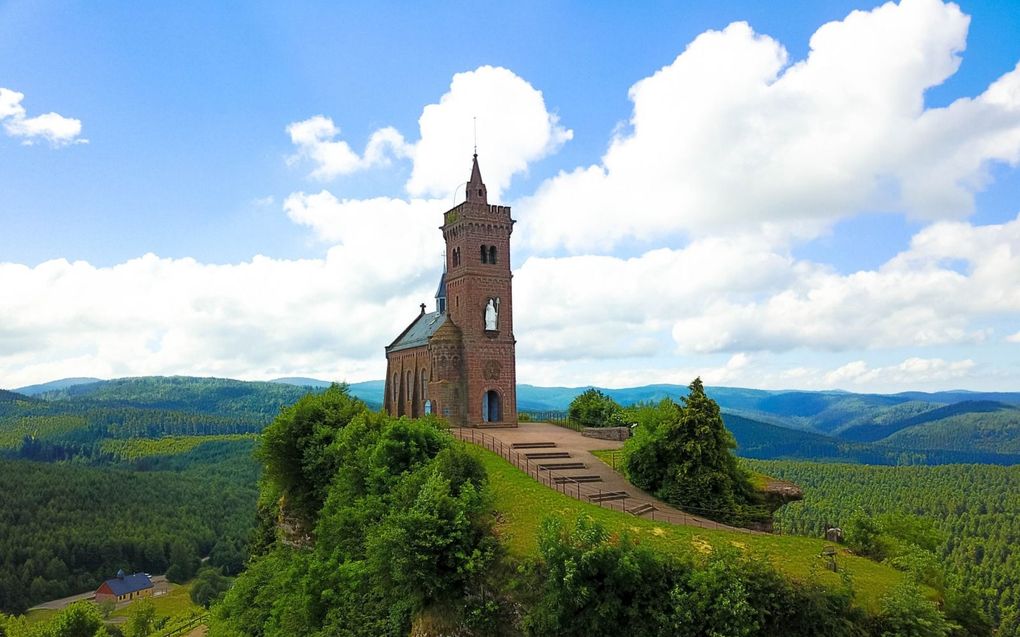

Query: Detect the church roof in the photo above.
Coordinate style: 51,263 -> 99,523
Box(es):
435,272 -> 446,299
387,311 -> 447,352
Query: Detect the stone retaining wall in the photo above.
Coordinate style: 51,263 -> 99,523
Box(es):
581,426 -> 631,441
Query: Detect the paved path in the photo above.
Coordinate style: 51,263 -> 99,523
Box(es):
457,422 -> 752,533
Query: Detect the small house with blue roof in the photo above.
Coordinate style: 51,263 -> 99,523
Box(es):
94,570 -> 153,604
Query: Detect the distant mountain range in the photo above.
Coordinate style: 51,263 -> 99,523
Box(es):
7,375 -> 1020,465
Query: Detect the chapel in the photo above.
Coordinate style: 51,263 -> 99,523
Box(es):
383,154 -> 518,427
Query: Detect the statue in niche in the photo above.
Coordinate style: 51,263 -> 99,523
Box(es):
484,297 -> 499,331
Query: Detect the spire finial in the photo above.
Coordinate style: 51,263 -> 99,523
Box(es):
473,116 -> 477,156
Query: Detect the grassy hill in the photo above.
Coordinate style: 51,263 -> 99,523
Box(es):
470,444 -> 907,611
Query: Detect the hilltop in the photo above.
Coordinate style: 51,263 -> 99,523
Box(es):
6,375 -> 1020,466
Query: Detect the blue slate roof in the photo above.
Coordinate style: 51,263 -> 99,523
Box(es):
103,572 -> 153,596
388,311 -> 446,352
435,272 -> 446,300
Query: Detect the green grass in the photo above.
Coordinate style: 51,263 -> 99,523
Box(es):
589,448 -> 621,470
470,444 -> 908,611
100,434 -> 256,460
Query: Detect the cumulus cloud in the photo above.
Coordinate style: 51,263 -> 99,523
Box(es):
405,65 -> 572,200
287,66 -> 571,199
287,115 -> 410,179
824,357 -> 975,388
0,252 -> 441,389
283,190 -> 446,295
1007,331 -> 1020,343
513,213 -> 1020,361
0,87 -> 86,147
518,0 -> 1020,253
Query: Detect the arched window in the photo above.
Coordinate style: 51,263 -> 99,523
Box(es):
480,245 -> 488,264
406,370 -> 412,401
488,246 -> 497,264
392,373 -> 398,401
421,370 -> 427,399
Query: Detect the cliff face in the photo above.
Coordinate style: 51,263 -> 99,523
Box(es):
748,476 -> 804,533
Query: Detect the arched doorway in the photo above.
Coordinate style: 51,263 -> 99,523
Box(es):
482,390 -> 501,423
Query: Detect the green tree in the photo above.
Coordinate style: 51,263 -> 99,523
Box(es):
875,584 -> 954,637
258,383 -> 367,520
623,378 -> 757,524
48,601 -> 110,637
190,567 -> 230,608
125,599 -> 156,637
166,542 -> 199,584
567,389 -> 623,428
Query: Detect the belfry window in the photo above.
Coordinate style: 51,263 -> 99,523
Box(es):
480,245 -> 488,264
489,246 -> 497,264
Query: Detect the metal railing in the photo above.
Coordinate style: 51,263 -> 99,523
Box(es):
451,427 -> 760,534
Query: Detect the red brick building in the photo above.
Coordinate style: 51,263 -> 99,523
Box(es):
384,154 -> 517,427
94,570 -> 153,604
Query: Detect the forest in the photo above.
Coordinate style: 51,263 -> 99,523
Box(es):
747,459 -> 1020,629
0,448 -> 256,614
0,380 -> 275,615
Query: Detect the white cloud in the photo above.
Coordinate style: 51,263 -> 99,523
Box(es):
0,87 -> 86,147
282,190 -> 445,296
0,251 -> 440,389
406,65 -> 572,200
518,0 -> 1020,253
824,357 -> 975,388
1007,331 -> 1020,343
286,115 -> 410,179
513,213 -> 1020,360
287,66 -> 571,200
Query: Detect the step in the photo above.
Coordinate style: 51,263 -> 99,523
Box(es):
588,491 -> 629,502
553,475 -> 603,484
524,451 -> 572,459
537,462 -> 587,471
511,442 -> 557,449
628,503 -> 657,516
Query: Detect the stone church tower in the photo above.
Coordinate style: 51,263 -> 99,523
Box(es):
383,154 -> 517,427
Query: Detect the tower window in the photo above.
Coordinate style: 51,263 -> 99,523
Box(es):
480,245 -> 488,264
406,370 -> 412,401
392,373 -> 397,402
489,246 -> 497,264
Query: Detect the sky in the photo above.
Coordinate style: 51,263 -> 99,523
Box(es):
2,0 -> 1019,393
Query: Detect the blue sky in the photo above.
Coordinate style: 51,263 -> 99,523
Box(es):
2,0 -> 1019,391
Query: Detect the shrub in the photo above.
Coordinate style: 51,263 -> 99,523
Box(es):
567,389 -> 623,428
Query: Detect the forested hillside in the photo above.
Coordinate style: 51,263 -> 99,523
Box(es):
0,443 -> 257,614
746,459 -> 1020,626
0,378 -> 298,614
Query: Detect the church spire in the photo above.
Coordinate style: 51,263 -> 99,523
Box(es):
465,153 -> 487,204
